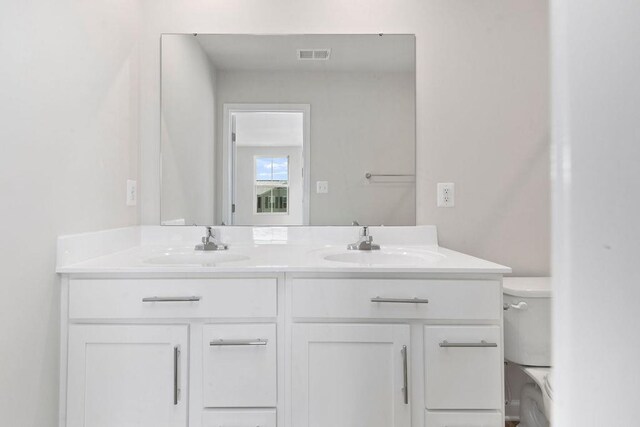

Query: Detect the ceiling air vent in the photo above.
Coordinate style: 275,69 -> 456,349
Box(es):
297,49 -> 331,60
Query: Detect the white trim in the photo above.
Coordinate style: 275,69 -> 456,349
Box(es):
222,103 -> 311,225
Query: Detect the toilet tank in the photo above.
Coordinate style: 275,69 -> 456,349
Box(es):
503,277 -> 551,366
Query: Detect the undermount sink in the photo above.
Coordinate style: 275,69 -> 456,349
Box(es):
144,252 -> 250,266
323,249 -> 444,266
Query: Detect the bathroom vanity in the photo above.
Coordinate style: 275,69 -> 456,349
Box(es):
56,226 -> 510,427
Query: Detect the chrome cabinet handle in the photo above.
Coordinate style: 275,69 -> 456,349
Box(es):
209,339 -> 268,346
439,340 -> 498,348
142,296 -> 201,302
503,301 -> 528,311
173,346 -> 180,405
371,297 -> 429,304
401,345 -> 408,404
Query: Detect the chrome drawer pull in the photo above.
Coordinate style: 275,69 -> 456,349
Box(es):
209,339 -> 268,346
439,340 -> 498,348
142,296 -> 201,302
173,346 -> 180,405
371,297 -> 429,304
401,345 -> 409,404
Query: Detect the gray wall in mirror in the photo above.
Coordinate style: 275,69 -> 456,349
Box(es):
161,34 -> 416,226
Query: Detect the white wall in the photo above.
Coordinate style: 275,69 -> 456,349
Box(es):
0,1 -> 139,425
216,70 -> 415,226
234,112 -> 303,147
161,34 -> 216,225
139,0 -> 550,275
551,0 -> 640,424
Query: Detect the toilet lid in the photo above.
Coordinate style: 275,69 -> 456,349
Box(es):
503,277 -> 552,298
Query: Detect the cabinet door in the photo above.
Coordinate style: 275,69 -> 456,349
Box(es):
292,324 -> 410,427
66,324 -> 188,427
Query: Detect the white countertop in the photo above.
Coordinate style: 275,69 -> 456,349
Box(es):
57,243 -> 510,274
56,226 -> 511,275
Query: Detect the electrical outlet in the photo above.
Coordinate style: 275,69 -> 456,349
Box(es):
437,183 -> 455,207
316,181 -> 329,194
126,179 -> 137,206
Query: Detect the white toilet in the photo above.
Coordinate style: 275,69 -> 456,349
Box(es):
503,277 -> 553,427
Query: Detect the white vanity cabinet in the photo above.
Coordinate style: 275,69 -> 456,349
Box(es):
60,273 -> 504,427
288,276 -> 504,427
59,275 -> 281,427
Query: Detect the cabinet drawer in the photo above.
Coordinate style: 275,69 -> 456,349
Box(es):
425,410 -> 502,427
203,324 -> 277,408
68,278 -> 277,319
202,410 -> 276,427
424,326 -> 502,410
292,278 -> 500,319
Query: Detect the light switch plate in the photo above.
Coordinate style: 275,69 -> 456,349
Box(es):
126,179 -> 137,206
437,183 -> 455,207
316,181 -> 329,194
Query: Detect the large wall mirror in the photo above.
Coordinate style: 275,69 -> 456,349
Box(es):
161,34 -> 416,226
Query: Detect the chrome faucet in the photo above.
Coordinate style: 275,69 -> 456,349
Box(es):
347,226 -> 380,251
195,226 -> 228,251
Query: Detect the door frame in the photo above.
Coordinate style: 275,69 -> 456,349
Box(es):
222,103 -> 311,225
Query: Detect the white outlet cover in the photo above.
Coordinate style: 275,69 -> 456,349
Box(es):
126,179 -> 137,206
437,183 -> 455,207
316,181 -> 329,194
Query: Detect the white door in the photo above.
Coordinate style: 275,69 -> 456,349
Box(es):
292,324 -> 411,427
231,110 -> 306,225
66,324 -> 188,427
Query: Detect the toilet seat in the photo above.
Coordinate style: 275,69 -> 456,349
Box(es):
520,383 -> 550,427
544,372 -> 554,400
522,367 -> 553,422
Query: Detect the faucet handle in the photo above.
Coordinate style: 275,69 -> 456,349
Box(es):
196,226 -> 227,251
360,226 -> 369,237
202,226 -> 214,244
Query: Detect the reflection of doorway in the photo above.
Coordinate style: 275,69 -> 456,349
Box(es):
223,104 -> 310,225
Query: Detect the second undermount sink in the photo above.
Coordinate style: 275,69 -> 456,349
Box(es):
144,252 -> 250,266
323,249 -> 444,266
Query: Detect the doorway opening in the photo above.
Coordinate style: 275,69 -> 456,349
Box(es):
223,104 -> 310,225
